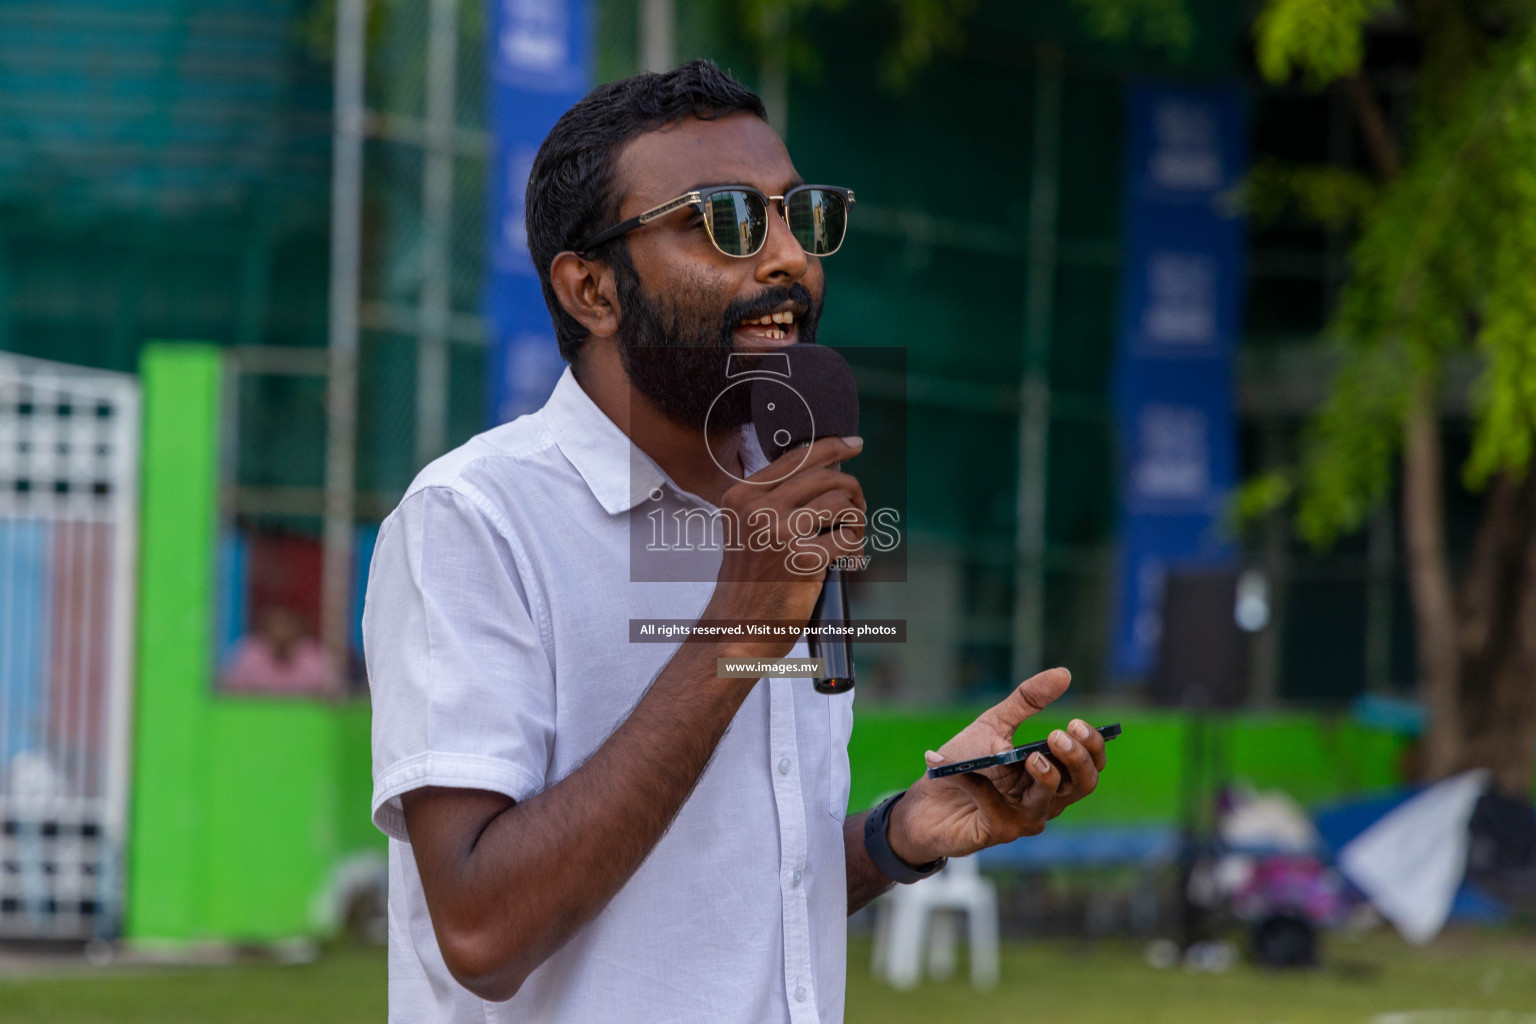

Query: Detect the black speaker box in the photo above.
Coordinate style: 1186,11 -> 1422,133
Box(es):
1152,568 -> 1248,710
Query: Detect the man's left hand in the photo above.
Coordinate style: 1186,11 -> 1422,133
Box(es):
885,668 -> 1106,864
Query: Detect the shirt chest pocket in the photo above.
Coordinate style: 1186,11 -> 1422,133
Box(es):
828,692 -> 854,821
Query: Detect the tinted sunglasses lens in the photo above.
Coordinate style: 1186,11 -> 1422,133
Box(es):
704,190 -> 767,256
786,189 -> 847,255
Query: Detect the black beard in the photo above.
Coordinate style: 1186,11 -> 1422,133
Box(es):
618,277 -> 821,432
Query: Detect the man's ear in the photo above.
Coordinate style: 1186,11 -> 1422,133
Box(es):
549,251 -> 621,340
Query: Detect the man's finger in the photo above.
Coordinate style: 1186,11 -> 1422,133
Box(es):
1047,728 -> 1098,799
1017,752 -> 1060,820
979,667 -> 1071,734
768,468 -> 866,514
750,435 -> 862,485
1001,752 -> 1062,835
1069,718 -> 1108,772
796,496 -> 866,552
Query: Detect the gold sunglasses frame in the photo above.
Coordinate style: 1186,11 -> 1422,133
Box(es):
572,184 -> 856,259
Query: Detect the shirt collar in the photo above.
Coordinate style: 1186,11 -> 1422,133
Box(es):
541,366 -> 770,514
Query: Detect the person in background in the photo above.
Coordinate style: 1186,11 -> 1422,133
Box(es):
221,605 -> 336,695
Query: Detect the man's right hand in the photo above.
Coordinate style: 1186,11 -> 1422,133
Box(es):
702,434 -> 865,658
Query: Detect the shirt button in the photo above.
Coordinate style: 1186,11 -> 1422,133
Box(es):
777,757 -> 791,775
791,868 -> 802,887
794,985 -> 807,1003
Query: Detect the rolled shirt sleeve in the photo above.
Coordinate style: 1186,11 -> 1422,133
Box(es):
364,484 -> 555,842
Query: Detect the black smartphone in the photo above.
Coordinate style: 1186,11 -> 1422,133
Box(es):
924,723 -> 1122,779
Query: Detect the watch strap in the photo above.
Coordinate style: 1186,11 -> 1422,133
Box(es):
864,790 -> 946,884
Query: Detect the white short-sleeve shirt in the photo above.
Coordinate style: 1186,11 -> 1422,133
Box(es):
365,367 -> 854,1024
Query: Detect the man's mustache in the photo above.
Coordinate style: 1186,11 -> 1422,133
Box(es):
721,283 -> 819,338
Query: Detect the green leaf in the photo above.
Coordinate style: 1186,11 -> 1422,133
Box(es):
1284,28 -> 1536,543
1246,160 -> 1379,231
1071,0 -> 1194,56
1253,0 -> 1393,87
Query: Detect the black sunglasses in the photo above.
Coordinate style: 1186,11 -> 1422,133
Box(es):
573,184 -> 855,259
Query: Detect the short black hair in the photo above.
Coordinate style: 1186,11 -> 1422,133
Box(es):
524,59 -> 768,365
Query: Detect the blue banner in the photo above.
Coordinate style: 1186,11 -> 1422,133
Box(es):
1111,82 -> 1248,679
485,0 -> 591,424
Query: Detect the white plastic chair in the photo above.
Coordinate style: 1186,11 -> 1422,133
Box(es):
871,855 -> 999,989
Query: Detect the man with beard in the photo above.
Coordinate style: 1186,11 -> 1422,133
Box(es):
364,60 -> 1110,1023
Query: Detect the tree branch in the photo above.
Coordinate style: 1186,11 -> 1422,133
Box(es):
1495,479 -> 1536,793
1403,382 -> 1462,778
1454,472 -> 1520,662
1345,65 -> 1468,779
1345,73 -> 1401,180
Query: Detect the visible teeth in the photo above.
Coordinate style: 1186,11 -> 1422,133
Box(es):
739,314 -> 793,332
767,327 -> 785,339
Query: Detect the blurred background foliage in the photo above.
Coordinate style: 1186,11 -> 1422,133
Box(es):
1235,0 -> 1536,790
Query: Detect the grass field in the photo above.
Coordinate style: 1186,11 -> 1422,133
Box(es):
1,929 -> 1532,1023
846,930 -> 1536,1024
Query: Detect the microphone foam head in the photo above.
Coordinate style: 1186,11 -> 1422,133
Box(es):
750,344 -> 859,461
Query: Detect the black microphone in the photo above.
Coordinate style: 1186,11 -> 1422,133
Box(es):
749,344 -> 859,695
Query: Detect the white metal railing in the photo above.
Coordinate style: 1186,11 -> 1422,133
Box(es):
0,353 -> 139,940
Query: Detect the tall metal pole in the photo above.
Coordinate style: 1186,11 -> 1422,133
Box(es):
639,0 -> 675,72
416,0 -> 459,469
758,4 -> 789,136
324,0 -> 366,685
1250,420 -> 1287,707
1011,46 -> 1062,685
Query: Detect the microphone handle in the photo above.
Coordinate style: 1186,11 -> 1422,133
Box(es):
808,565 -> 854,695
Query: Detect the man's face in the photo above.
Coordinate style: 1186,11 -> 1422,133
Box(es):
607,113 -> 826,431
259,607 -> 303,659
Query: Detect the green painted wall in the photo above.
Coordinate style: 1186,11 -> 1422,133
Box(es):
848,707 -> 1410,821
127,344 -> 382,945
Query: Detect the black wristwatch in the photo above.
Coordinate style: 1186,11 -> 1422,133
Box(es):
864,790 -> 946,884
